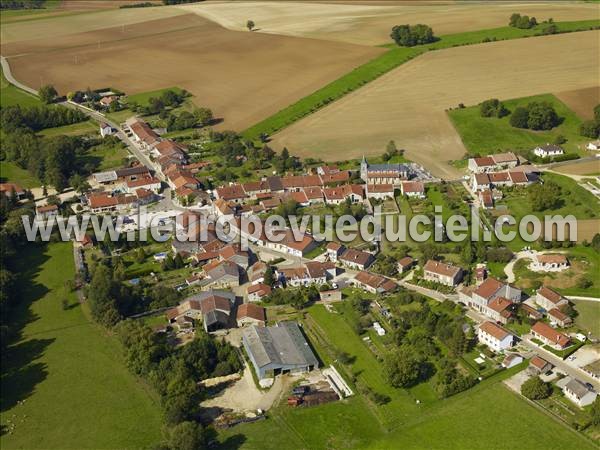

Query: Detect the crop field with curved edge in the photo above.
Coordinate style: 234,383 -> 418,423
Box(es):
271,31 -> 600,179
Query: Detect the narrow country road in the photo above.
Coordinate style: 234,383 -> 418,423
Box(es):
1,55 -> 38,95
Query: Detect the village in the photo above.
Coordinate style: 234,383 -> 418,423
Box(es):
4,98 -> 595,433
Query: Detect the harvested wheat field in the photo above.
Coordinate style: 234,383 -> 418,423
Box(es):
58,0 -> 162,10
179,0 -> 600,45
3,13 -> 383,130
555,86 -> 600,121
0,5 -> 187,44
554,160 -> 600,176
272,31 -> 600,179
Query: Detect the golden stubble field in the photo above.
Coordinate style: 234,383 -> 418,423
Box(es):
178,0 -> 600,45
272,31 -> 600,179
2,13 -> 383,131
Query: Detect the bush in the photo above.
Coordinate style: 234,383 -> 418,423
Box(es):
479,99 -> 509,118
521,376 -> 552,400
580,120 -> 600,138
509,106 -> 529,128
390,24 -> 436,47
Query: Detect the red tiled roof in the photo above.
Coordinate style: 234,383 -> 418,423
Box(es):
474,277 -> 504,300
479,321 -> 511,341
237,303 -> 266,322
402,181 -> 424,193
531,321 -> 570,347
424,260 -> 461,278
537,286 -> 565,305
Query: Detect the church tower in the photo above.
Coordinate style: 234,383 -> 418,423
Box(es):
360,155 -> 368,183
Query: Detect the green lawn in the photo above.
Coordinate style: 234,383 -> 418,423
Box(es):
448,93 -> 588,157
243,19 -> 599,141
38,120 -> 97,137
1,66 -> 40,108
0,242 -> 163,449
126,86 -> 186,107
0,160 -> 41,188
80,140 -> 130,172
220,368 -> 595,450
573,299 -> 600,338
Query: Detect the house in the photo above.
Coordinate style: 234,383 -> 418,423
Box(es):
36,204 -> 59,219
360,157 -> 409,185
236,303 -> 266,327
219,243 -> 250,270
183,290 -> 236,333
478,189 -> 494,209
99,122 -> 113,137
247,283 -> 272,302
248,261 -> 268,285
531,254 -> 569,272
302,186 -> 324,203
462,277 -> 521,322
562,378 -> 597,408
365,184 -> 395,200
582,360 -> 600,382
204,259 -> 240,288
99,95 -> 118,107
467,152 -> 519,173
528,355 -> 553,375
242,321 -> 319,380
520,303 -> 543,320
215,184 -> 248,203
353,271 -> 397,294
126,118 -> 160,150
166,298 -> 203,325
477,321 -> 515,352
319,290 -> 342,302
423,260 -> 463,287
325,242 -> 345,262
338,248 -> 374,271
471,171 -> 535,192
535,286 -> 569,311
586,140 -> 600,151
401,181 -> 425,198
502,354 -> 523,369
534,144 -> 564,158
124,176 -> 161,194
323,184 -> 364,205
278,265 -> 327,287
265,229 -> 316,258
547,308 -> 572,328
0,183 -> 26,200
397,256 -> 414,274
531,321 -> 571,350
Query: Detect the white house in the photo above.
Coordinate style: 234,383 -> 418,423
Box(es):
502,354 -> 523,369
586,140 -> 600,151
563,378 -> 597,408
100,122 -> 113,137
535,286 -> 569,311
534,144 -> 564,158
531,254 -> 569,272
477,321 -> 515,353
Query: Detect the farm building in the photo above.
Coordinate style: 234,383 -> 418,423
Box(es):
242,322 -> 319,380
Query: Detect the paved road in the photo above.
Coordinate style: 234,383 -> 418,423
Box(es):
520,336 -> 600,389
1,56 -> 38,95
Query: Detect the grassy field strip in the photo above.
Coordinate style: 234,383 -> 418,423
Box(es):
243,19 -> 600,140
0,66 -> 40,108
0,243 -> 163,449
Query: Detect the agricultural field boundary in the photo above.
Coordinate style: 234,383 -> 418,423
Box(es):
243,19 -> 600,141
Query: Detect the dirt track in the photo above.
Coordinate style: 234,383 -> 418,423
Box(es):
3,14 -> 383,131
272,31 -> 600,179
180,0 -> 600,45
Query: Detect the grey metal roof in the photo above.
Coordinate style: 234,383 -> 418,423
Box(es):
366,162 -> 408,172
565,378 -> 592,399
93,171 -> 118,183
243,321 -> 318,369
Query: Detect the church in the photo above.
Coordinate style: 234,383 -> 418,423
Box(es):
360,156 -> 410,185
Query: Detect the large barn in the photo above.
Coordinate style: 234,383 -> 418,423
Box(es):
242,322 -> 319,380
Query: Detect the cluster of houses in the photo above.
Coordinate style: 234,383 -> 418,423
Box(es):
125,118 -> 208,204
212,162 -> 427,215
88,165 -> 160,212
467,152 -> 540,209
